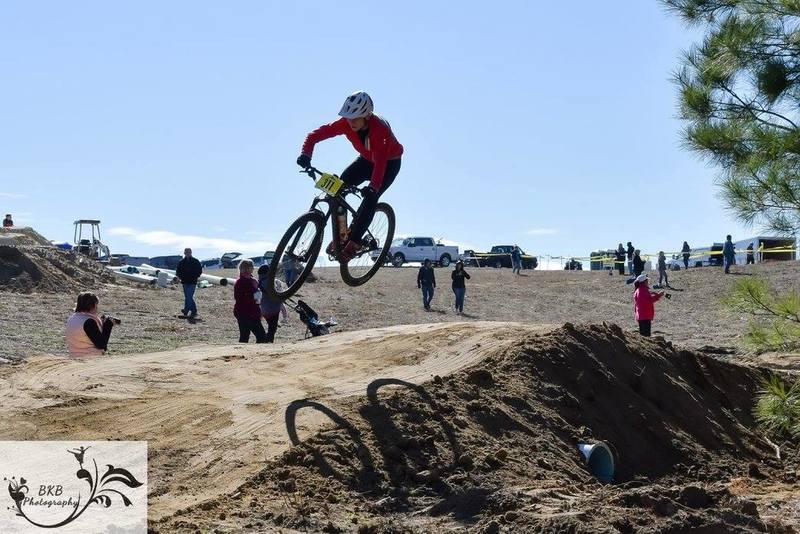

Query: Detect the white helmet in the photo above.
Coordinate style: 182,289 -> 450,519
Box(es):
338,91 -> 373,119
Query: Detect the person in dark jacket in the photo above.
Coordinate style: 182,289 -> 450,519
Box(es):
615,243 -> 625,275
176,248 -> 203,317
681,241 -> 691,269
2,214 -> 13,228
633,249 -> 645,276
451,260 -> 471,315
746,243 -> 755,265
417,259 -> 436,311
626,242 -> 635,275
233,259 -> 267,343
511,245 -> 522,275
723,235 -> 736,274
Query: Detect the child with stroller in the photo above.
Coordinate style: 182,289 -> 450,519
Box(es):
258,265 -> 291,343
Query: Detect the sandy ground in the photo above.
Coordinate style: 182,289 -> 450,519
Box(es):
2,261 -> 799,366
0,321 -> 543,520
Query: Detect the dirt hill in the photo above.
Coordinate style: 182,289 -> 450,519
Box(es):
146,324 -> 797,533
0,227 -> 117,293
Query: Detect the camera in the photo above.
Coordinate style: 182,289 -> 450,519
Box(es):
103,315 -> 122,325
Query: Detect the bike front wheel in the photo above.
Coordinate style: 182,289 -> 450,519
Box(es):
266,210 -> 325,301
340,202 -> 396,287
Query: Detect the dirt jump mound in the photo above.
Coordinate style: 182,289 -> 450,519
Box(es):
155,324 -> 796,533
0,244 -> 116,293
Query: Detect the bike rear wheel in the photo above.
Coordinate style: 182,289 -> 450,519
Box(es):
340,202 -> 395,287
266,210 -> 325,301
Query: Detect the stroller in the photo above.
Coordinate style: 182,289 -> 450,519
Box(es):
287,298 -> 338,338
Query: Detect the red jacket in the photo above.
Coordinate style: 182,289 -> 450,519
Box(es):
301,115 -> 403,190
233,276 -> 261,320
633,287 -> 662,321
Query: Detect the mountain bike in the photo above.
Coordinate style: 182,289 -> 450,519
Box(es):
264,166 -> 396,301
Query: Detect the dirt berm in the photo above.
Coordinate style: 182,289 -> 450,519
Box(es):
0,228 -> 116,293
154,323 -> 797,533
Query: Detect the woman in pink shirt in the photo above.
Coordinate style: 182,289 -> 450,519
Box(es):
65,292 -> 116,357
632,274 -> 664,337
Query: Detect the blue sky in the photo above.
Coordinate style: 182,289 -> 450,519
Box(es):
0,1 -> 752,265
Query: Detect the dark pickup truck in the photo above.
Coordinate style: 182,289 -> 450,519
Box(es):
462,245 -> 538,269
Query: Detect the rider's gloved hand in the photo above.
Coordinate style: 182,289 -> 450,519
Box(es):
296,154 -> 311,169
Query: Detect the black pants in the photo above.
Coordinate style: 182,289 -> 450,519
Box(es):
616,260 -> 624,275
638,320 -> 652,337
237,316 -> 267,343
683,254 -> 690,269
747,255 -> 754,265
341,156 -> 401,243
264,314 -> 279,343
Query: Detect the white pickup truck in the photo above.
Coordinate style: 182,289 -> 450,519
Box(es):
376,237 -> 459,267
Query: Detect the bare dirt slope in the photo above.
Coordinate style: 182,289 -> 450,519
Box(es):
0,321 -> 539,521
150,324 -> 798,533
0,227 -> 117,294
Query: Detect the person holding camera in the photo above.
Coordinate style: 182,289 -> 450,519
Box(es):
65,292 -> 119,357
632,274 -> 664,337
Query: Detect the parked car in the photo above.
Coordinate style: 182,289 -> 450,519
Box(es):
376,237 -> 459,268
109,253 -> 149,267
220,252 -> 243,268
201,257 -> 221,269
149,255 -> 182,269
462,245 -> 538,269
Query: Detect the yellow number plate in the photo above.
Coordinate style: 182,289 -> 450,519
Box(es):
314,173 -> 344,196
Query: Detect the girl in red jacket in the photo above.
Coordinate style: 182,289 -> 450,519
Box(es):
632,274 -> 664,337
296,91 -> 403,263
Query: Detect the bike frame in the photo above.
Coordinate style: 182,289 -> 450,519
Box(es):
286,168 -> 361,261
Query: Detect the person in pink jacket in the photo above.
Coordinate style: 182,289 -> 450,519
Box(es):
632,274 -> 664,337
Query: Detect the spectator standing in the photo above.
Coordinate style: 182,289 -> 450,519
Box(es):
615,244 -> 625,275
746,243 -> 755,265
681,241 -> 691,269
657,251 -> 670,288
633,274 -> 664,337
632,249 -> 645,276
626,242 -> 635,275
233,259 -> 267,343
451,260 -> 471,316
417,259 -> 436,311
257,265 -> 283,342
723,235 -> 736,274
65,292 -> 117,357
511,245 -> 522,275
2,214 -> 12,228
176,248 -> 202,318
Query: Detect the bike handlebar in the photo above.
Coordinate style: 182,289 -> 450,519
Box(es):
299,166 -> 359,196
300,166 -> 322,179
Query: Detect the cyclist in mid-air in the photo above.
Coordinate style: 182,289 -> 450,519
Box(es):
296,91 -> 403,263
